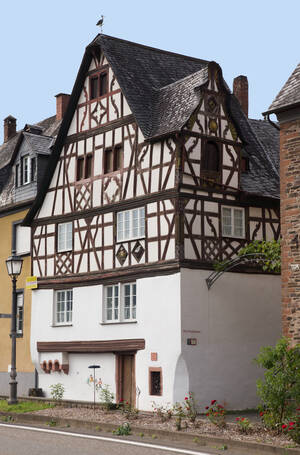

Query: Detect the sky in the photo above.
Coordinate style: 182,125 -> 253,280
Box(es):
0,0 -> 299,143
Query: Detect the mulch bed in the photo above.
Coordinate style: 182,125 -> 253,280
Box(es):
32,405 -> 298,448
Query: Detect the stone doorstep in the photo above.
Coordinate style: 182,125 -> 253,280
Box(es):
0,411 -> 299,455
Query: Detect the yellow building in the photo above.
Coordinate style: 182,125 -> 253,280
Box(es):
0,108 -> 62,396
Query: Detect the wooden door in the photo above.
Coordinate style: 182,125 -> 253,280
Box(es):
116,353 -> 135,406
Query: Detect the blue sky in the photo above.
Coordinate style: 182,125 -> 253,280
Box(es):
0,0 -> 298,142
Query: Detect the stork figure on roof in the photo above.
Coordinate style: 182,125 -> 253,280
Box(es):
96,16 -> 104,33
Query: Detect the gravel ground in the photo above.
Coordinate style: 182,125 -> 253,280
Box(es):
32,406 -> 297,448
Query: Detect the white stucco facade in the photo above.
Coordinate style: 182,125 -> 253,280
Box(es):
31,269 -> 281,411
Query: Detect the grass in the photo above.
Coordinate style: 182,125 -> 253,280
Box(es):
0,400 -> 54,414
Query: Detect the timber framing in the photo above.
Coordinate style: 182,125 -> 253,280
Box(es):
37,338 -> 146,353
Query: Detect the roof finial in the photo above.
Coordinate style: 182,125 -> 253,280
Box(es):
96,15 -> 104,33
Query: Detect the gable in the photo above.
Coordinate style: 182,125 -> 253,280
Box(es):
68,50 -> 132,136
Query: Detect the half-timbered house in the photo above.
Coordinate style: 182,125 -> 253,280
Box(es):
24,34 -> 281,410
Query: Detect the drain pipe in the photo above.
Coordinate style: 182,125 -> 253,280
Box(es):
265,113 -> 280,131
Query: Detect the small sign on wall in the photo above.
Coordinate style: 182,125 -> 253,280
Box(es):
151,352 -> 158,361
187,338 -> 197,346
26,276 -> 38,289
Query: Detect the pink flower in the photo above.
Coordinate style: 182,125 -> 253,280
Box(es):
282,424 -> 287,429
184,397 -> 188,400
211,400 -> 216,405
236,417 -> 240,421
206,413 -> 209,417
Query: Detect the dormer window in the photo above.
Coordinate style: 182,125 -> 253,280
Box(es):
16,156 -> 37,187
201,140 -> 220,185
22,155 -> 30,184
89,71 -> 108,100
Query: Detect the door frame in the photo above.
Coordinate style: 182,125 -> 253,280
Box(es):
115,351 -> 136,407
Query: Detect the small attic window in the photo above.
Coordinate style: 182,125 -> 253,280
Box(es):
241,157 -> 249,172
90,77 -> 98,100
100,72 -> 108,96
89,71 -> 108,100
201,140 -> 220,185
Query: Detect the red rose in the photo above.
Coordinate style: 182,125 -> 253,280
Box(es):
205,406 -> 209,409
206,413 -> 209,416
259,411 -> 264,416
236,417 -> 240,421
185,397 -> 188,400
241,418 -> 245,421
282,424 -> 287,429
211,400 -> 216,405
218,405 -> 223,409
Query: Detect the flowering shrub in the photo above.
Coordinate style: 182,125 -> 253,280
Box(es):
205,400 -> 226,428
255,337 -> 300,429
152,402 -> 173,422
282,408 -> 300,444
119,399 -> 139,419
98,384 -> 114,411
183,392 -> 197,423
172,402 -> 185,430
235,417 -> 252,434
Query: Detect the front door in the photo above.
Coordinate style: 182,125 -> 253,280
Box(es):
116,353 -> 135,406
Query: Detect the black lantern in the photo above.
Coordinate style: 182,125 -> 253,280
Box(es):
6,254 -> 23,278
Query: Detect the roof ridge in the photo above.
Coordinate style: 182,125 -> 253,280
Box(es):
95,34 -> 209,65
156,66 -> 208,92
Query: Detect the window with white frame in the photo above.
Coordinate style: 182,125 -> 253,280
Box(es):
22,155 -> 30,184
57,222 -> 73,252
117,208 -> 145,242
221,206 -> 245,238
16,292 -> 24,335
54,290 -> 73,325
104,283 -> 136,323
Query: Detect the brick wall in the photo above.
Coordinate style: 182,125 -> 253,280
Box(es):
280,119 -> 300,344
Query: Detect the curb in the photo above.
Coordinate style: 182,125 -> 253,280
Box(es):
0,411 -> 299,454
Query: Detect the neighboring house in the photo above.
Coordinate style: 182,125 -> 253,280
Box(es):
24,34 -> 281,410
263,64 -> 300,346
0,98 -> 64,396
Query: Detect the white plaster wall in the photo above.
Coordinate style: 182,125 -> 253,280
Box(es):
31,273 -> 181,410
180,269 -> 281,410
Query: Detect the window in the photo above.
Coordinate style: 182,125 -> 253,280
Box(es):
149,368 -> 162,396
100,72 -> 108,96
117,207 -> 145,242
16,292 -> 24,335
201,140 -> 220,184
89,71 -> 108,100
31,157 -> 36,182
104,146 -> 123,174
22,155 -> 30,184
15,164 -> 19,187
104,283 -> 136,323
221,207 -> 245,238
54,290 -> 73,325
57,222 -> 72,252
76,155 -> 93,181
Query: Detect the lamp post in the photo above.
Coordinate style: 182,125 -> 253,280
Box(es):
6,252 -> 23,405
88,364 -> 100,410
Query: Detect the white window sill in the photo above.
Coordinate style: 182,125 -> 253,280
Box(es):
116,236 -> 145,244
100,320 -> 137,326
57,249 -> 72,254
51,324 -> 73,328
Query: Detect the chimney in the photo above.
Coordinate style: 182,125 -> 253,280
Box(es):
233,76 -> 248,117
55,93 -> 70,121
4,115 -> 17,142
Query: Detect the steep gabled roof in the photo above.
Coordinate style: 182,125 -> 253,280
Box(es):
96,34 -> 209,138
265,63 -> 300,114
23,35 -> 279,225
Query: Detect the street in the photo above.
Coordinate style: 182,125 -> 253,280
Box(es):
0,423 -> 216,455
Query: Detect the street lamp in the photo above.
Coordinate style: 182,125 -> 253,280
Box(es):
88,364 -> 100,410
6,252 -> 23,405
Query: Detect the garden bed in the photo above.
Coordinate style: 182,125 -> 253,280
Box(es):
31,404 -> 298,449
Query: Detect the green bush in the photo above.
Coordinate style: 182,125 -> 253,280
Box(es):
255,337 -> 300,429
98,384 -> 114,411
50,383 -> 65,401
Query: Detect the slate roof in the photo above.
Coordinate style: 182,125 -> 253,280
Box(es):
0,115 -> 61,208
266,63 -> 300,114
96,34 -> 208,138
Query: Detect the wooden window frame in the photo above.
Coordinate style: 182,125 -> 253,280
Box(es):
103,145 -> 123,174
221,206 -> 245,239
200,139 -> 221,185
21,155 -> 30,185
89,70 -> 108,100
149,367 -> 162,396
76,154 -> 93,181
54,289 -> 73,326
